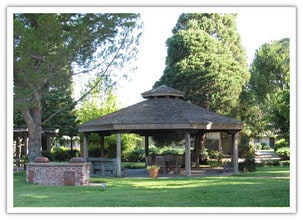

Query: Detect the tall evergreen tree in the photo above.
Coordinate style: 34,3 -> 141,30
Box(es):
155,13 -> 250,115
13,13 -> 142,162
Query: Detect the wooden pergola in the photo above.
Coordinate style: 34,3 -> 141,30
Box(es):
78,85 -> 242,177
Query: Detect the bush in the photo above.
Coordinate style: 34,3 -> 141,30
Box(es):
159,146 -> 184,155
88,143 -> 102,157
148,146 -> 161,155
261,142 -> 271,150
207,160 -> 222,167
123,148 -> 145,162
52,147 -> 72,161
239,158 -> 257,172
255,143 -> 262,150
274,138 -> 289,151
238,135 -> 256,172
276,147 -> 290,160
262,145 -> 272,150
209,150 -> 223,162
238,132 -> 254,157
41,146 -> 79,161
41,150 -> 54,161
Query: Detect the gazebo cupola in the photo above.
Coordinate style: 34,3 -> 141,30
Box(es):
141,85 -> 185,99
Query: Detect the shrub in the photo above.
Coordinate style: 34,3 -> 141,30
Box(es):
276,147 -> 290,160
148,145 -> 161,155
207,160 -> 222,167
41,146 -> 79,161
52,147 -> 72,161
262,145 -> 272,150
41,150 -> 54,161
280,160 -> 290,166
255,143 -> 262,150
238,132 -> 254,157
209,150 -> 223,162
88,143 -> 102,157
261,142 -> 271,150
160,146 -> 184,155
274,138 -> 289,151
239,158 -> 256,172
238,139 -> 256,172
123,148 -> 145,162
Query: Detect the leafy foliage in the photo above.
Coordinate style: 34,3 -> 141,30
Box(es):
13,13 -> 142,161
276,147 -> 290,160
209,150 -> 223,162
274,138 -> 289,151
238,132 -> 256,172
41,87 -> 79,136
155,13 -> 249,115
76,81 -> 120,123
244,38 -> 290,139
41,146 -> 80,161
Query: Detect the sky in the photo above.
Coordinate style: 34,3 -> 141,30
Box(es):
115,7 -> 296,107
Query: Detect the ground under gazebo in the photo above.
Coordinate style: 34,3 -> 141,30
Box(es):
78,85 -> 242,177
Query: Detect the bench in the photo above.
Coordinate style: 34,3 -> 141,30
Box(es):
88,158 -> 117,176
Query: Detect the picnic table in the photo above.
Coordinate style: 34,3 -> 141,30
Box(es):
145,154 -> 184,174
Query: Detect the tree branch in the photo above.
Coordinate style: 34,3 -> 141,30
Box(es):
41,31 -> 129,126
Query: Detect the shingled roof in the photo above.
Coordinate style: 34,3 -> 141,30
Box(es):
78,85 -> 242,134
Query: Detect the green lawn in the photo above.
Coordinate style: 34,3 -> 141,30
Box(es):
13,166 -> 290,207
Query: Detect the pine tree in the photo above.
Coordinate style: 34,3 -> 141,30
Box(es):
13,13 -> 142,162
155,13 -> 250,115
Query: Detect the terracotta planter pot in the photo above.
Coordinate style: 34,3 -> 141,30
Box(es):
149,168 -> 159,178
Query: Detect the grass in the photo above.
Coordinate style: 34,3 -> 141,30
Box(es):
13,166 -> 290,207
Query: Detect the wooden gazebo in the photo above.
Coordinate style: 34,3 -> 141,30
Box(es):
78,85 -> 242,177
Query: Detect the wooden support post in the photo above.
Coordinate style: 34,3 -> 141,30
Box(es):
116,133 -> 121,177
82,133 -> 89,161
231,132 -> 239,174
194,135 -> 199,168
100,134 -> 105,158
185,132 -> 191,177
145,136 -> 149,156
22,133 -> 28,156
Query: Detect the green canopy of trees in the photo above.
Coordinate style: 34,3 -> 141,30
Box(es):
242,38 -> 290,139
155,13 -> 250,115
13,13 -> 142,161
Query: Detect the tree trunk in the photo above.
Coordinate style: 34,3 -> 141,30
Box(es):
22,104 -> 42,162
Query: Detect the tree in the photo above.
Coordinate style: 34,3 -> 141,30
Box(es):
76,81 -> 139,159
237,89 -> 267,138
14,13 -> 142,162
249,38 -> 289,104
153,14 -> 249,156
155,13 -> 250,115
246,38 -> 290,139
76,80 -> 120,124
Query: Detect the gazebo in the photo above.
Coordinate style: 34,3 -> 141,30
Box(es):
78,85 -> 242,177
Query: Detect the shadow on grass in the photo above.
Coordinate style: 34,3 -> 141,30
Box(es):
13,167 -> 290,207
